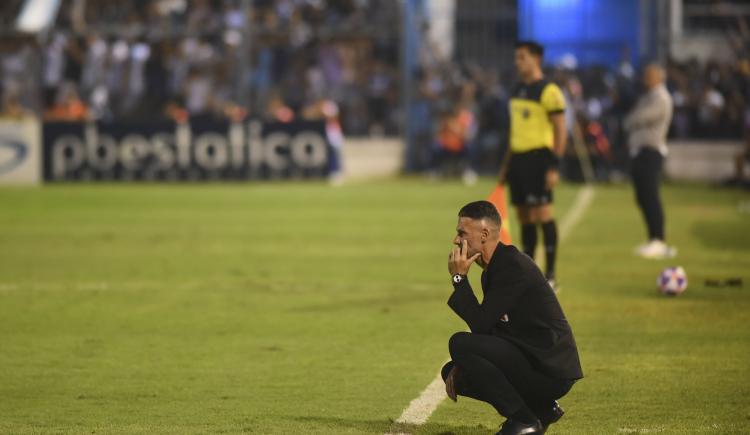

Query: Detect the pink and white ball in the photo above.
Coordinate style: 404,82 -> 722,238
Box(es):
657,266 -> 688,296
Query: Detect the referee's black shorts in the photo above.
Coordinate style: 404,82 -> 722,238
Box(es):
508,148 -> 556,206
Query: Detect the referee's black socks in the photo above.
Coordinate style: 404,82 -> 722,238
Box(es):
541,220 -> 558,281
521,224 -> 537,259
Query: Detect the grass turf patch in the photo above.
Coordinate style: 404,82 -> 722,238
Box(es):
0,180 -> 748,434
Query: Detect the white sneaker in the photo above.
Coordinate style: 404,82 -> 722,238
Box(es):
462,169 -> 478,186
635,240 -> 677,259
328,171 -> 345,186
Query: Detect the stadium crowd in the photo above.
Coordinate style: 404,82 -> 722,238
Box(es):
414,54 -> 750,177
1,0 -> 748,177
1,0 -> 401,134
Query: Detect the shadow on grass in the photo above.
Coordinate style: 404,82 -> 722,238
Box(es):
291,415 -> 493,434
288,292 -> 444,313
691,219 -> 750,251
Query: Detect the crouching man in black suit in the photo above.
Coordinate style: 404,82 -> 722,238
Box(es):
443,201 -> 583,435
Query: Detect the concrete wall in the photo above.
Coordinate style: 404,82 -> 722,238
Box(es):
341,138 -> 404,181
340,138 -> 745,183
665,141 -> 744,182
670,34 -> 734,63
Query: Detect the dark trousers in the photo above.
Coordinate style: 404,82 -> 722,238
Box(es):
442,332 -> 574,421
631,148 -> 665,240
432,147 -> 467,175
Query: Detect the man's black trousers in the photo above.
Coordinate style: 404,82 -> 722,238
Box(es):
442,332 -> 573,421
631,148 -> 665,240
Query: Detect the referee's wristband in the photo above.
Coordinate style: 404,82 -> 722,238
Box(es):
549,153 -> 561,169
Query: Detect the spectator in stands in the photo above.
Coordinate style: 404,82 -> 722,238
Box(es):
1,91 -> 32,119
182,66 -> 215,121
265,92 -> 294,123
730,141 -> 750,188
431,104 -> 474,179
2,0 -> 748,155
366,59 -> 394,136
303,97 -> 345,184
43,81 -> 89,121
726,58 -> 750,188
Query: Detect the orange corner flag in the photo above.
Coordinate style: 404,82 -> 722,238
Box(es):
488,184 -> 512,244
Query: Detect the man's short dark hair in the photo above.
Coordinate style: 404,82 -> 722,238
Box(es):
458,201 -> 501,228
515,40 -> 544,59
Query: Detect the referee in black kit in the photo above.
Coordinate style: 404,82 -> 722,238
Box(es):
498,41 -> 567,290
443,201 -> 582,435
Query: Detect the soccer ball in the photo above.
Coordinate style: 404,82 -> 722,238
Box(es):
657,266 -> 688,296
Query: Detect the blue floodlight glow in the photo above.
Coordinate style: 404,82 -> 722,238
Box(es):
518,0 -> 641,69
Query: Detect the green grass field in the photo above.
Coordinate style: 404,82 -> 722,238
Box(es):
0,180 -> 748,434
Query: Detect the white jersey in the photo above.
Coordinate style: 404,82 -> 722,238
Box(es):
624,84 -> 673,156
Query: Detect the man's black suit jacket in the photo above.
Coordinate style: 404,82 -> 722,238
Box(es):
448,242 -> 583,380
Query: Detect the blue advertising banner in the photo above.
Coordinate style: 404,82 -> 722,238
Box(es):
43,120 -> 330,181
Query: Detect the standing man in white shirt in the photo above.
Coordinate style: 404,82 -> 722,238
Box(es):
623,64 -> 675,259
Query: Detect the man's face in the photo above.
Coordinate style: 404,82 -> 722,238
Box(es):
515,47 -> 539,77
453,217 -> 486,258
643,65 -> 663,89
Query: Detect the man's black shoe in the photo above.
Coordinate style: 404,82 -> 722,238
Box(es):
496,418 -> 544,435
540,401 -> 565,433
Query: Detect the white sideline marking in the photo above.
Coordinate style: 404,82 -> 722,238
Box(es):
559,185 -> 595,240
534,185 -> 596,260
387,371 -> 447,430
385,185 -> 596,435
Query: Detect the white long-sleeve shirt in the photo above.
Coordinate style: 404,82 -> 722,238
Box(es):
623,84 -> 673,156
